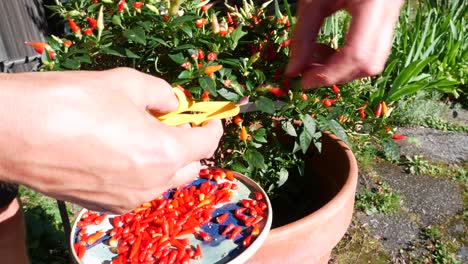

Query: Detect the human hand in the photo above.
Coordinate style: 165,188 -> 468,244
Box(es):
286,0 -> 404,88
0,68 -> 223,213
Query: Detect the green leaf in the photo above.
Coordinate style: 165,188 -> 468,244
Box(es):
61,58 -> 80,69
230,81 -> 245,96
150,37 -> 170,47
253,128 -> 268,143
230,27 -> 247,50
230,162 -> 248,174
244,149 -> 266,170
177,70 -> 192,79
174,44 -> 196,51
299,129 -> 312,154
281,121 -> 297,137
218,88 -> 241,102
75,55 -> 91,64
123,27 -> 147,45
136,21 -> 152,31
125,49 -> 140,59
171,15 -> 199,27
254,96 -> 275,114
46,36 -> 61,50
101,46 -> 126,57
168,53 -> 185,64
388,57 -> 436,98
277,168 -> 288,187
318,118 -> 351,148
181,24 -> 193,38
302,114 -> 316,136
198,76 -> 217,96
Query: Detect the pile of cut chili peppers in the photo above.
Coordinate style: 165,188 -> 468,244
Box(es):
73,168 -> 268,263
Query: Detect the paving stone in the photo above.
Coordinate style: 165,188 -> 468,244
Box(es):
376,163 -> 464,226
396,127 -> 468,163
357,211 -> 420,259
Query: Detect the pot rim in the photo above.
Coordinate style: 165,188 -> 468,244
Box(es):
268,131 -> 358,235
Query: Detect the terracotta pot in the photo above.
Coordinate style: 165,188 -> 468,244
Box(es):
248,131 -> 358,264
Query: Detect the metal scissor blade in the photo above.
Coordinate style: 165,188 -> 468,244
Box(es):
238,100 -> 288,113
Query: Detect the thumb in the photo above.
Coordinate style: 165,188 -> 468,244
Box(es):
106,67 -> 179,113
168,119 -> 224,164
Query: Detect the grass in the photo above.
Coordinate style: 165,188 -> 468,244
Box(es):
19,186 -> 71,264
330,222 -> 390,264
391,92 -> 468,133
355,182 -> 401,215
400,155 -> 468,181
403,226 -> 463,264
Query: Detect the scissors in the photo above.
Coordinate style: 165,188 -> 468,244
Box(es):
154,88 -> 287,126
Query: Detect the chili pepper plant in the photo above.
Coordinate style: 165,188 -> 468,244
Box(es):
39,0 -> 381,203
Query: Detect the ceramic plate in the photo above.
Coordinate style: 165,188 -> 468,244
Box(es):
70,171 -> 272,264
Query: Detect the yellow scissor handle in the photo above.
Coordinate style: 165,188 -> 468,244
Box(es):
154,88 -> 240,126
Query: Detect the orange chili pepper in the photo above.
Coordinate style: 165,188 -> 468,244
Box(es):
203,64 -> 222,75
240,126 -> 248,142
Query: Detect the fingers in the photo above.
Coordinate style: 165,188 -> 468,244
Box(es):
106,67 -> 179,113
285,0 -> 328,77
169,119 -> 224,164
290,0 -> 403,88
169,162 -> 202,188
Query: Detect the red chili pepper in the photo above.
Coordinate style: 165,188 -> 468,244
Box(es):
87,16 -> 97,29
201,5 -> 209,12
83,28 -> 93,35
269,87 -> 287,97
68,19 -> 81,33
323,99 -> 334,107
63,40 -> 73,47
301,93 -> 308,101
221,223 -> 236,236
75,243 -> 86,260
279,39 -> 291,47
193,244 -> 202,260
207,52 -> 217,61
93,214 -> 107,225
25,41 -> 48,54
197,49 -> 204,60
375,102 -> 383,118
233,115 -> 243,126
227,12 -> 234,24
229,226 -> 243,240
216,213 -> 229,224
359,104 -> 367,119
198,231 -> 212,242
332,85 -> 340,94
242,235 -> 252,247
118,0 -> 126,13
202,90 -> 210,102
253,192 -> 263,201
129,235 -> 141,259
133,1 -> 144,9
392,134 -> 406,140
195,19 -> 205,28
219,29 -> 228,36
